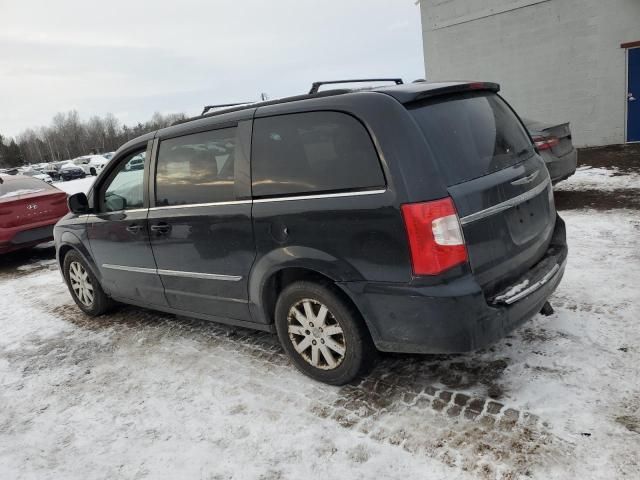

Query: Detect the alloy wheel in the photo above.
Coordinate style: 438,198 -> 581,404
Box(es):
69,261 -> 94,307
287,299 -> 346,370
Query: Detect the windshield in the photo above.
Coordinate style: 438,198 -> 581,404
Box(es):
408,92 -> 534,186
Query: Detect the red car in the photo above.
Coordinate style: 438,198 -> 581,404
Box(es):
0,175 -> 69,254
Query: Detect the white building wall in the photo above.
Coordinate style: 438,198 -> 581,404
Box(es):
419,0 -> 640,147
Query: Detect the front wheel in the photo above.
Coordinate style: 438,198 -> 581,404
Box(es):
63,251 -> 113,315
275,281 -> 376,385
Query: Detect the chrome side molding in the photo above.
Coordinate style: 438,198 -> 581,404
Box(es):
81,189 -> 387,217
157,268 -> 242,282
253,189 -> 386,203
102,264 -> 157,274
102,264 -> 241,281
148,200 -> 252,211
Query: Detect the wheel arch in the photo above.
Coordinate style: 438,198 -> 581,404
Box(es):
57,232 -> 102,285
248,247 -> 367,329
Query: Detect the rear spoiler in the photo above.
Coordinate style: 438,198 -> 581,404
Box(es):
379,81 -> 501,105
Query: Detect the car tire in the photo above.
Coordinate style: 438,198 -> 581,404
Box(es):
275,281 -> 377,385
90,168 -> 96,176
63,250 -> 113,316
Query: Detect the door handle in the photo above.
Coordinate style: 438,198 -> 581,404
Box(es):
150,223 -> 172,235
126,224 -> 142,234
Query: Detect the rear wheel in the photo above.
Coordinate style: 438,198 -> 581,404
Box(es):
63,251 -> 113,315
90,167 -> 96,176
275,281 -> 376,385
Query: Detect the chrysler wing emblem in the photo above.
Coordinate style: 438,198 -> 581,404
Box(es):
26,204 -> 39,210
511,171 -> 539,186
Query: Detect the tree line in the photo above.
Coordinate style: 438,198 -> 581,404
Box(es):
0,111 -> 187,168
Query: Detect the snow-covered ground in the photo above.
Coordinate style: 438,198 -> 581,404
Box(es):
554,165 -> 640,191
1,167 -> 639,479
52,176 -> 96,195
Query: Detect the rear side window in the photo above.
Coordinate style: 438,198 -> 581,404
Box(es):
0,177 -> 56,199
409,92 -> 534,186
155,127 -> 237,206
251,111 -> 384,197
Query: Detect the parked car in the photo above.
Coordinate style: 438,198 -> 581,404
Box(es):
41,167 -> 61,181
0,175 -> 68,254
55,80 -> 567,385
523,119 -> 577,184
59,164 -> 87,181
52,160 -> 74,170
124,154 -> 145,171
73,155 -> 110,176
22,169 -> 53,183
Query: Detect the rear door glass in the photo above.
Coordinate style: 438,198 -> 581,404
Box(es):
408,92 -> 534,186
251,111 -> 385,197
155,127 -> 237,206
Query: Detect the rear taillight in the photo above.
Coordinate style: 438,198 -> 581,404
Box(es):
532,135 -> 560,151
401,197 -> 468,276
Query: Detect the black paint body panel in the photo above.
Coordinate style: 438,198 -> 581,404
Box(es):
148,203 -> 254,320
87,209 -> 168,307
54,81 -> 567,354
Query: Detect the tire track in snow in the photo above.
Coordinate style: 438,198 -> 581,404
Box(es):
5,268 -> 575,479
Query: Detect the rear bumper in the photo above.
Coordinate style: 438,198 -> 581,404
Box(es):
340,215 -> 568,354
0,223 -> 56,254
542,148 -> 577,184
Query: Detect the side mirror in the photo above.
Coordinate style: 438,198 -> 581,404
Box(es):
105,193 -> 127,212
68,192 -> 91,214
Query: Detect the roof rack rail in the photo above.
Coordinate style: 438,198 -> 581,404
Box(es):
309,78 -> 403,95
201,102 -> 253,115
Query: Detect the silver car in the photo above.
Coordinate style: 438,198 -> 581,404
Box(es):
524,119 -> 577,184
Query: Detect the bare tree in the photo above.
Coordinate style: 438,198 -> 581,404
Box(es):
3,110 -> 186,165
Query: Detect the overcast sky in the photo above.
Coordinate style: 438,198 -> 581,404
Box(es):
0,0 -> 424,137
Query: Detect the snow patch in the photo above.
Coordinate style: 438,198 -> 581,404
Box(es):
0,188 -> 44,199
555,166 -> 640,191
53,176 -> 96,195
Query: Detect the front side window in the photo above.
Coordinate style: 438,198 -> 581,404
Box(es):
101,150 -> 146,212
155,127 -> 237,206
251,111 -> 385,197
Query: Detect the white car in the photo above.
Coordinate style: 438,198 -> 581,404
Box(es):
125,154 -> 145,171
73,155 -> 111,176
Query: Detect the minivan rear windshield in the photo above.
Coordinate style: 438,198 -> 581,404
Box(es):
408,92 -> 534,186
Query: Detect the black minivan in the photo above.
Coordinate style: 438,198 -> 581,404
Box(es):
54,80 -> 567,385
